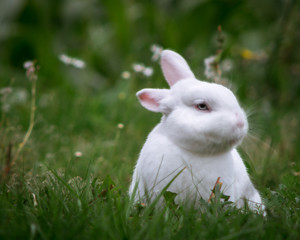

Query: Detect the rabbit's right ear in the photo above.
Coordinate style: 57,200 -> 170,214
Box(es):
137,89 -> 170,113
161,50 -> 195,87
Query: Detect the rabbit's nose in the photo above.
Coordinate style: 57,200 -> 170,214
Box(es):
235,112 -> 245,128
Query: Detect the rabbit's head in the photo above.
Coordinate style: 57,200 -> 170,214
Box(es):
137,50 -> 248,155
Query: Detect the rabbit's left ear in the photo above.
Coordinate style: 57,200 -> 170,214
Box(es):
161,50 -> 195,87
136,88 -> 170,113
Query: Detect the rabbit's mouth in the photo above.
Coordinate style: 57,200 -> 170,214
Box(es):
199,133 -> 238,152
228,130 -> 246,145
228,138 -> 242,147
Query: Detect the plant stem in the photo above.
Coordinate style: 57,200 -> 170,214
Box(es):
11,79 -> 37,166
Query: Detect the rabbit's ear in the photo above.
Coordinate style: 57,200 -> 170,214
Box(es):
161,50 -> 195,86
137,89 -> 170,113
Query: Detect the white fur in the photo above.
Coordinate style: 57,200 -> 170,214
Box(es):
129,50 -> 263,211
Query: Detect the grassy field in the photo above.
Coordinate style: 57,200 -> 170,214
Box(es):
1,0 -> 300,239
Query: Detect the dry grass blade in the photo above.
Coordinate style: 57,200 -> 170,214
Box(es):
208,176 -> 222,203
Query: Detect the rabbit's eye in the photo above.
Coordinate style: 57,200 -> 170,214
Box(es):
196,103 -> 209,111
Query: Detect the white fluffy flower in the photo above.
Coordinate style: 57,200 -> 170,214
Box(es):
59,54 -> 86,69
132,63 -> 154,77
121,71 -> 131,79
204,55 -> 217,79
132,63 -> 145,73
143,67 -> 153,77
74,151 -> 83,158
221,59 -> 233,72
23,61 -> 34,69
150,44 -> 163,61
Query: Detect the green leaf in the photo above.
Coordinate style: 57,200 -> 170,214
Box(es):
163,191 -> 178,208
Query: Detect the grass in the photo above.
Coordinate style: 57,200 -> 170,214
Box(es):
0,169 -> 299,239
0,0 -> 300,239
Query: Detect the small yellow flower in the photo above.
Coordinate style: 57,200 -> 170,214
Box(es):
241,49 -> 255,60
118,92 -> 126,100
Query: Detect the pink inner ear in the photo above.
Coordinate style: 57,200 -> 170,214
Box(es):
137,88 -> 169,113
161,62 -> 179,86
161,50 -> 195,87
139,92 -> 159,107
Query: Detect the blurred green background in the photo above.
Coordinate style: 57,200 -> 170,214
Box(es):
0,0 -> 299,188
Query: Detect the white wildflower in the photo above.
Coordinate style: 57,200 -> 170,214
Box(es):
24,61 -> 34,69
117,123 -> 124,129
59,54 -> 86,69
121,71 -> 131,79
204,55 -> 216,69
133,63 -> 154,77
59,54 -> 71,64
0,87 -> 12,95
143,67 -> 153,77
72,59 -> 85,69
132,63 -> 145,73
221,59 -> 233,72
74,151 -> 83,158
204,55 -> 217,80
150,44 -> 163,61
11,88 -> 29,103
23,60 -> 38,80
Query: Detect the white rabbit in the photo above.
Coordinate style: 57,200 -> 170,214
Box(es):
129,50 -> 263,211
